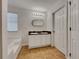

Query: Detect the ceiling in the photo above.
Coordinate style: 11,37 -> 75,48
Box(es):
8,0 -> 65,11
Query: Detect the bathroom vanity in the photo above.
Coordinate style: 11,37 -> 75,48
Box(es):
28,31 -> 51,49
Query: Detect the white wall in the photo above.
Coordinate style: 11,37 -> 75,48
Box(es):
8,6 -> 23,45
8,5 -> 48,46
8,0 -> 67,47
21,9 -> 48,45
47,0 -> 67,31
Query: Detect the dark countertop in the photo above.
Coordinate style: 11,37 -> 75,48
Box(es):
29,31 -> 51,35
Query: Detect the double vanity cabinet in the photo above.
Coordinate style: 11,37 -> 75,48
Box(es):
28,31 -> 51,49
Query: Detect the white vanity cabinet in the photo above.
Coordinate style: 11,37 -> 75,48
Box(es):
28,31 -> 51,49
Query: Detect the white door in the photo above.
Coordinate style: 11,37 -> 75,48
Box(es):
71,0 -> 79,59
54,6 -> 67,55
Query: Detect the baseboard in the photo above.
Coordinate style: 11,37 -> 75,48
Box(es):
21,43 -> 28,46
29,44 -> 51,49
15,45 -> 22,59
51,46 -> 56,48
65,56 -> 70,59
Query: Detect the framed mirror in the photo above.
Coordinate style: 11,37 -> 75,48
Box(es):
32,19 -> 44,27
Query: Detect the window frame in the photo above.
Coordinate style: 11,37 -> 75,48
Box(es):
7,12 -> 18,32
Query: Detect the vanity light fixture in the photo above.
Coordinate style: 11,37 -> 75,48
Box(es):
32,7 -> 46,12
32,12 -> 45,17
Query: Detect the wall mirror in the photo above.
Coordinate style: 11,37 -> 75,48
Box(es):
32,19 -> 44,27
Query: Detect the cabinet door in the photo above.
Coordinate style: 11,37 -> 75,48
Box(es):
71,0 -> 79,59
29,35 -> 51,48
41,35 -> 51,45
54,6 -> 67,55
29,35 -> 41,48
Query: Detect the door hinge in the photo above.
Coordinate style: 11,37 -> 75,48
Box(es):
69,53 -> 71,57
53,31 -> 55,33
69,1 -> 71,6
70,27 -> 71,31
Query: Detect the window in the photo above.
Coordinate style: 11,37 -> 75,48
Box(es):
7,13 -> 18,31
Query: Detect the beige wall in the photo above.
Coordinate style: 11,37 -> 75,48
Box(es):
2,0 -> 8,59
0,18 -> 2,59
0,0 -> 2,59
0,0 -> 7,59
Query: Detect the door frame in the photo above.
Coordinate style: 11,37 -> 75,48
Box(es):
52,5 -> 65,46
2,0 -> 8,59
52,4 -> 68,56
